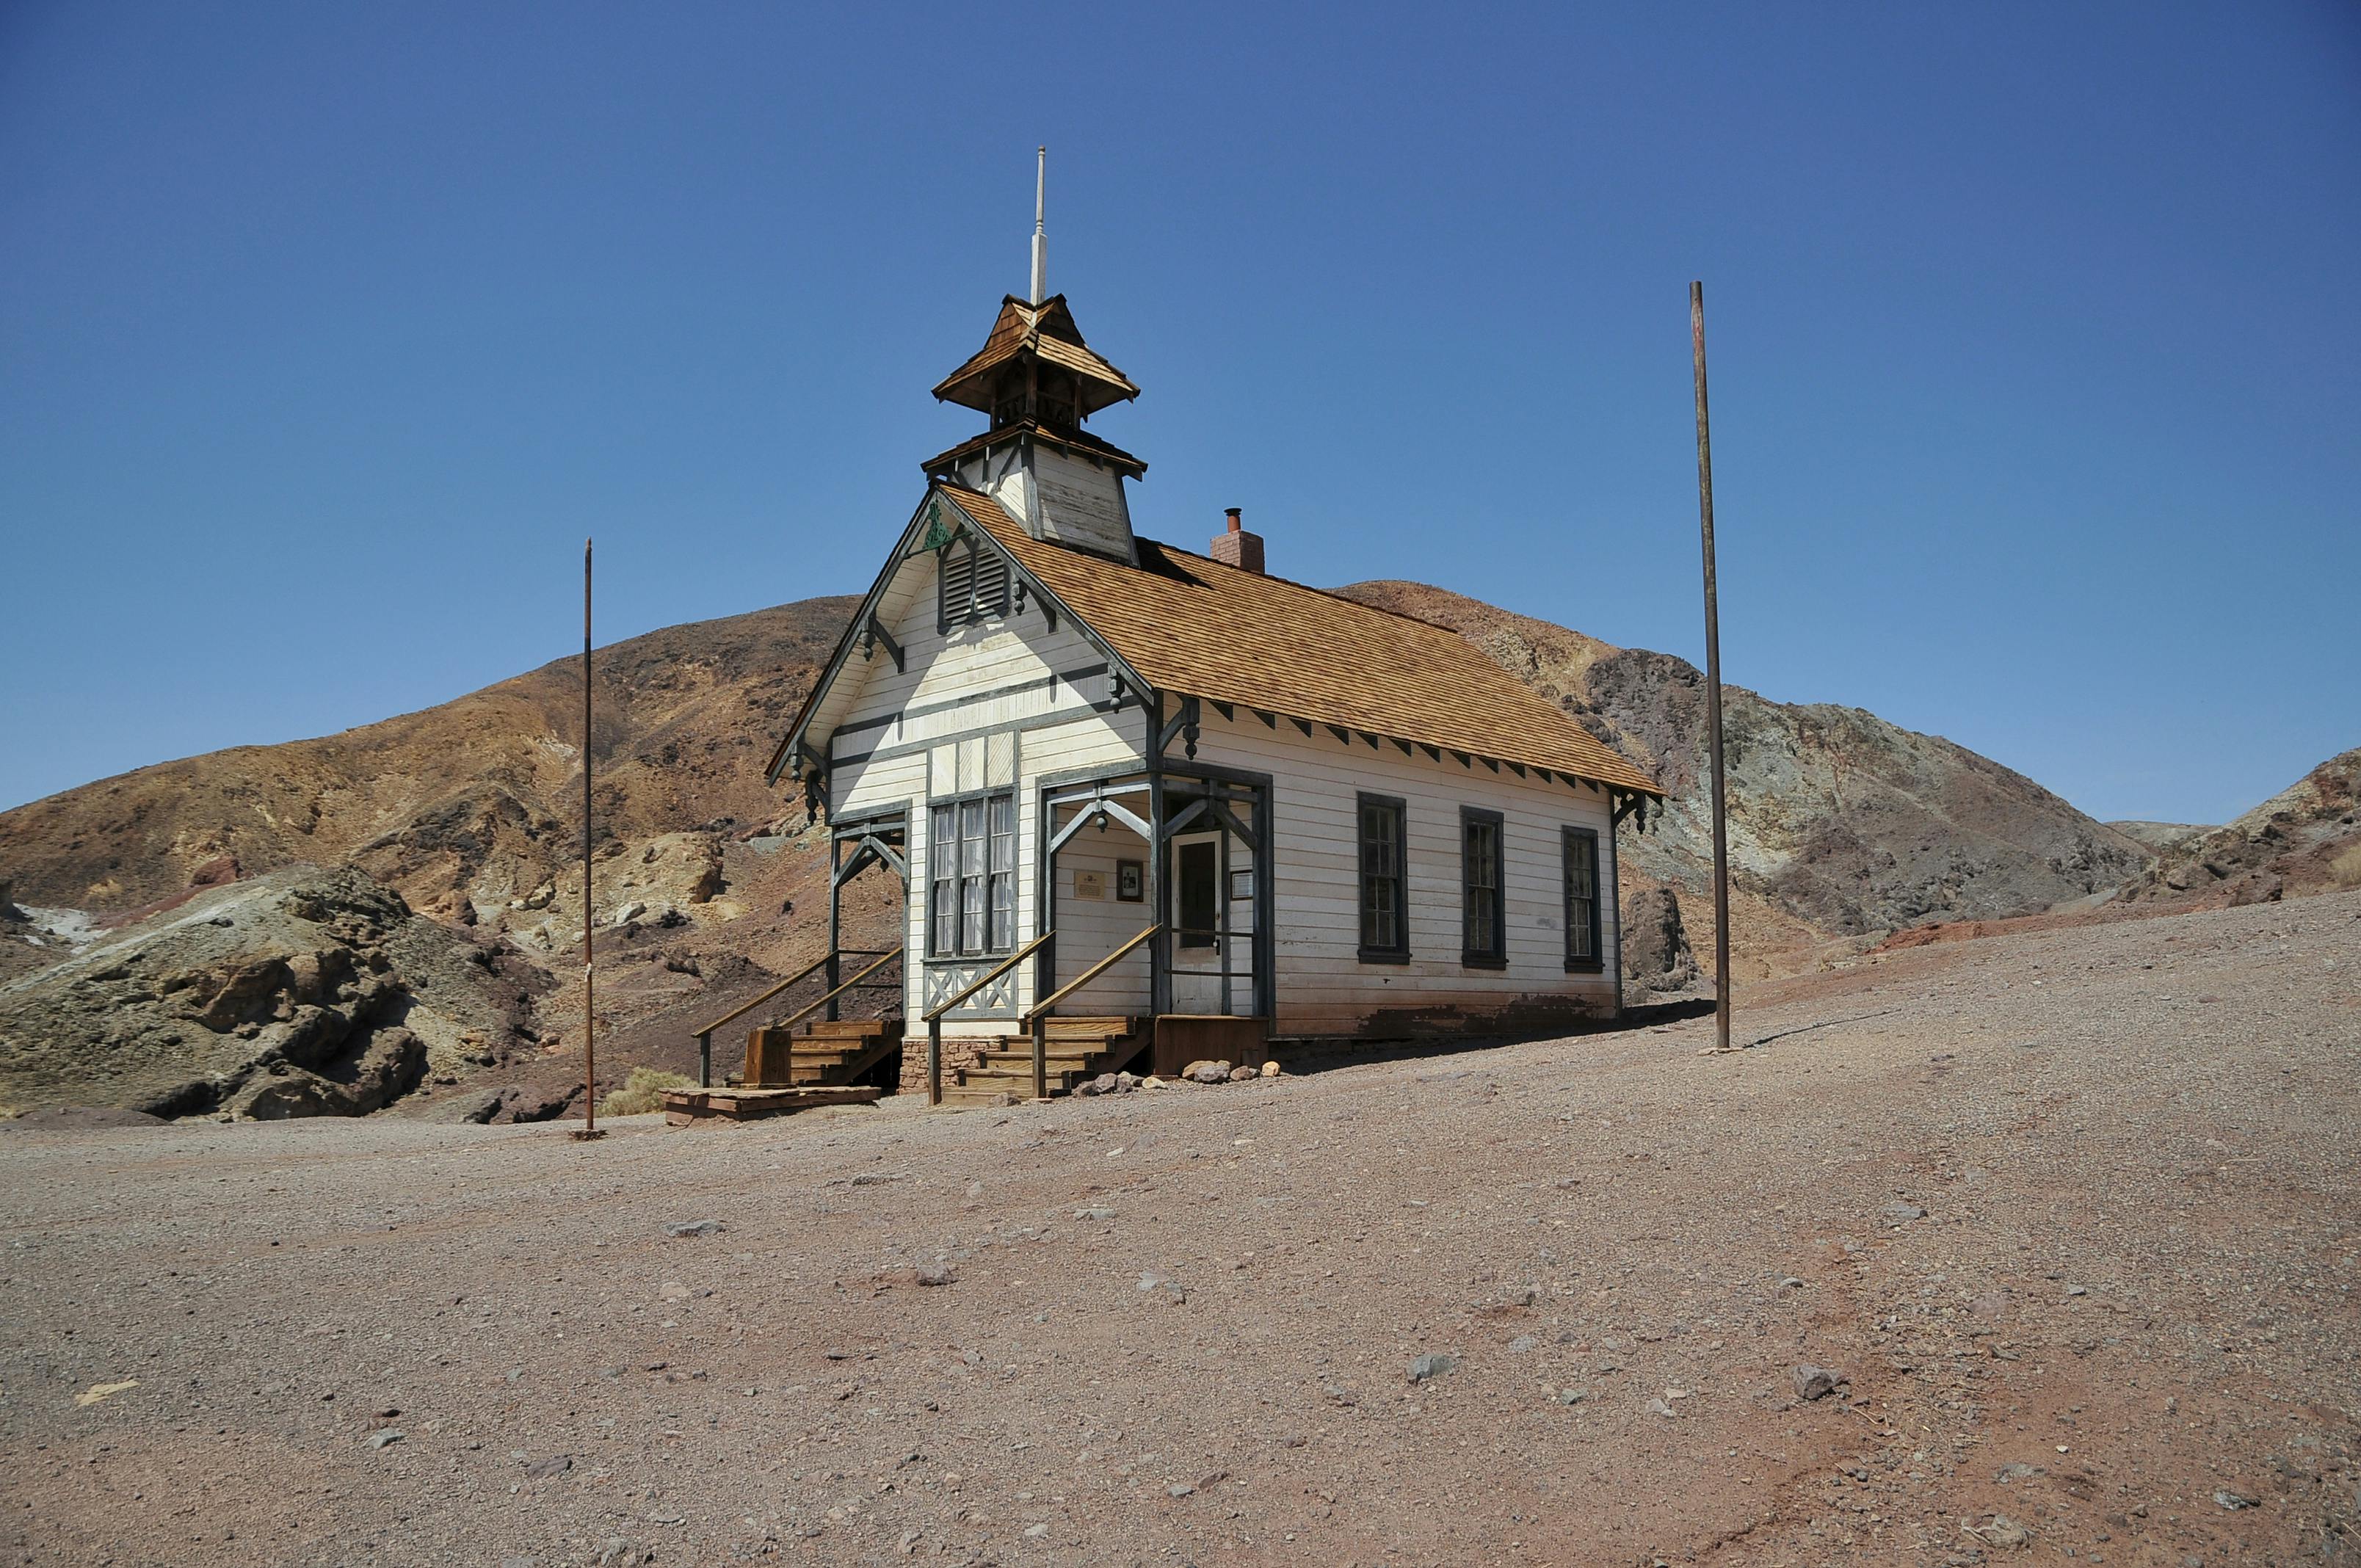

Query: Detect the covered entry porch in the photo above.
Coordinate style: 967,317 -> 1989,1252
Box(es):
917,762 -> 1273,1103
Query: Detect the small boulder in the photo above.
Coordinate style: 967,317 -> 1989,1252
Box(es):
1791,1364 -> 1845,1401
1407,1353 -> 1457,1384
1227,1064 -> 1259,1082
1259,1059 -> 1283,1077
1185,1060 -> 1233,1085
914,1263 -> 956,1287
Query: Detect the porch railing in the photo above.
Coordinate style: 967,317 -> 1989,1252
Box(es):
918,930 -> 1053,1107
1019,921 -> 1163,1102
689,946 -> 902,1088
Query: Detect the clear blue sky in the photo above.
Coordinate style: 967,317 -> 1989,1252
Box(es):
3,2 -> 2354,826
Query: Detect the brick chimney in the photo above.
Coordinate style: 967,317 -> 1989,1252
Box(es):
1208,507 -> 1265,574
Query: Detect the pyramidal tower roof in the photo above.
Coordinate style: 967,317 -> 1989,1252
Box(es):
931,150 -> 1139,429
930,293 -> 1139,422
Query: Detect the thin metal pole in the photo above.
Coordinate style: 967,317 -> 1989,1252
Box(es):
579,537 -> 603,1137
1690,283 -> 1733,1055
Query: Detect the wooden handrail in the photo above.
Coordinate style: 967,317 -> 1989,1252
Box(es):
921,931 -> 1054,1023
692,953 -> 833,1039
772,947 -> 905,1035
1021,922 -> 1161,1026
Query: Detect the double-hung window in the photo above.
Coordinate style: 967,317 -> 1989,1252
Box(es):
1356,794 -> 1408,962
1461,807 -> 1506,966
937,536 -> 1009,630
929,792 -> 1015,957
1563,826 -> 1602,971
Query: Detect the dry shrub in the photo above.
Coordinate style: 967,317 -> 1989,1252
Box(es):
2332,843 -> 2361,890
599,1065 -> 692,1117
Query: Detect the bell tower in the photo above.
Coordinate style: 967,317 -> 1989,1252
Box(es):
921,148 -> 1145,563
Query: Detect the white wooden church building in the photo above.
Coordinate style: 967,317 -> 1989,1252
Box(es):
764,184 -> 1660,1103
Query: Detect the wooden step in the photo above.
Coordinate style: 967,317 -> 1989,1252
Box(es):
1037,1016 -> 1136,1038
801,1017 -> 902,1041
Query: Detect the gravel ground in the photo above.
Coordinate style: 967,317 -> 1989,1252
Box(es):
3,893 -> 2357,1567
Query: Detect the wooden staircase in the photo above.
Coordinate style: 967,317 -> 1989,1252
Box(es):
739,1017 -> 905,1091
941,1017 -> 1147,1106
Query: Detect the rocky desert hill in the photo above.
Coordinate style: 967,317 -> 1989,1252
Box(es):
1335,581 -> 2155,968
0,578 -> 2186,1117
2119,745 -> 2361,907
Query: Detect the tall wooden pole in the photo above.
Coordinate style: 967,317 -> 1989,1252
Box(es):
1690,283 -> 1733,1055
579,537 -> 603,1137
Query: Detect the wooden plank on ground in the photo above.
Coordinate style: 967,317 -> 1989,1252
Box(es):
661,1085 -> 884,1127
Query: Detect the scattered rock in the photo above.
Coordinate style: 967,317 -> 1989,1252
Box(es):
1995,1462 -> 2042,1484
1072,1206 -> 1116,1222
914,1263 -> 956,1287
665,1219 -> 725,1238
1882,1202 -> 1926,1223
463,1083 -> 583,1126
1259,1059 -> 1283,1076
1408,1353 -> 1457,1384
1181,1059 -> 1233,1085
366,1429 -> 405,1450
1962,1515 -> 2029,1547
1646,1397 -> 1678,1418
1167,1483 -> 1195,1498
1508,1335 -> 1538,1353
1791,1364 -> 1845,1401
2213,1489 -> 2259,1510
523,1454 -> 572,1479
1557,1387 -> 1587,1405
1135,1271 -> 1186,1304
1227,1064 -> 1259,1081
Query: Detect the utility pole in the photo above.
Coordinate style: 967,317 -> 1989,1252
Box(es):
576,537 -> 604,1139
1690,283 -> 1733,1055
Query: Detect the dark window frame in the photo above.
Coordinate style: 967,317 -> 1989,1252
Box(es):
936,534 -> 1010,632
1355,792 -> 1410,964
1562,825 -> 1603,973
1460,805 -> 1507,968
927,788 -> 1017,959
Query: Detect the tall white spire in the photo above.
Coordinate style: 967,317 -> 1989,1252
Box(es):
1029,145 -> 1047,305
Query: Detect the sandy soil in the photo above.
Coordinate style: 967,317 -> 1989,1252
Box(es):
2,893 -> 2356,1567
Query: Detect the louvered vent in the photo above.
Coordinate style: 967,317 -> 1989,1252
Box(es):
937,540 -> 1009,627
938,547 -> 976,626
973,550 -> 1009,616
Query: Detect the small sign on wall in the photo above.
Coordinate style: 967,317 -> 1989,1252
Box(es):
1073,869 -> 1108,900
1116,859 -> 1145,902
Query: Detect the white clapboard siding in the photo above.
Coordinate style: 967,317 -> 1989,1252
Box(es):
1188,706 -> 1620,1037
1040,810 -> 1155,1016
812,545 -> 1151,1025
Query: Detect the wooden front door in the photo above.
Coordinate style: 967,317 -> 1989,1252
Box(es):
1168,828 -> 1255,1015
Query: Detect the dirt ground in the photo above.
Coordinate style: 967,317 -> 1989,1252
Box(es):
2,893 -> 2356,1567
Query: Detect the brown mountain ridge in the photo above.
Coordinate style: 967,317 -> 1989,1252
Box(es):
0,581 -> 2210,1117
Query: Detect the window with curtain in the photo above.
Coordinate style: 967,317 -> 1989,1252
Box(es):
929,791 -> 1015,957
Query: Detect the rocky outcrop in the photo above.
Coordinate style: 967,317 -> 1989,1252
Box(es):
1620,887 -> 1699,995
0,867 -> 530,1121
2120,747 -> 2360,907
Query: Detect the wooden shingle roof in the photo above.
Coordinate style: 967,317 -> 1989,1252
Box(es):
940,486 -> 1661,797
932,295 -> 1139,417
